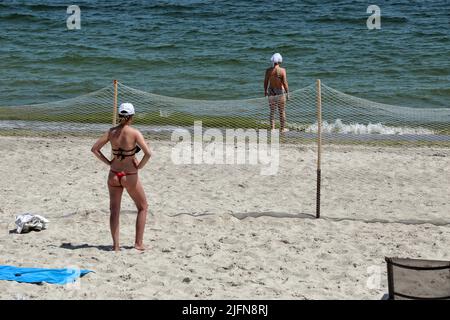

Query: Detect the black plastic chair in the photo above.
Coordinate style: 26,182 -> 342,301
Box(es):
385,257 -> 450,300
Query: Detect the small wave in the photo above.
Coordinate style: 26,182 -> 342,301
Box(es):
247,44 -> 277,51
0,13 -> 40,21
412,67 -> 450,76
147,3 -> 200,10
381,16 -> 409,24
24,4 -> 68,11
46,54 -> 148,67
427,88 -> 450,97
146,43 -> 177,49
311,16 -> 364,24
21,2 -> 128,10
187,56 -> 245,66
304,119 -> 435,135
311,15 -> 408,25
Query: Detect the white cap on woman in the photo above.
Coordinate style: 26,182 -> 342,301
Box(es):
271,53 -> 283,66
118,102 -> 135,116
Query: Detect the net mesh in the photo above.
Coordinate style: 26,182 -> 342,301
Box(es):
1,80 -> 449,140
319,84 -> 450,140
116,82 -> 317,134
0,86 -> 114,134
0,81 -> 448,222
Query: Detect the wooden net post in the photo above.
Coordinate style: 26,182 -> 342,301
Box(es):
111,79 -> 118,159
113,79 -> 118,126
316,79 -> 322,219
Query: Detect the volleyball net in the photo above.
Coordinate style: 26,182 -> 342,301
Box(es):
1,80 -> 449,142
0,80 -> 449,223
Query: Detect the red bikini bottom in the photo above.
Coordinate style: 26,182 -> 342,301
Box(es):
109,170 -> 137,186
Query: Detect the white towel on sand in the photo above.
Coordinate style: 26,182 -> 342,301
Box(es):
15,214 -> 49,233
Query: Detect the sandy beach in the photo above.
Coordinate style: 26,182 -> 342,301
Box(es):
0,135 -> 449,299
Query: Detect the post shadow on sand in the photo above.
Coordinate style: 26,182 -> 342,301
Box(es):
59,242 -> 134,251
169,211 -> 450,227
169,211 -> 316,219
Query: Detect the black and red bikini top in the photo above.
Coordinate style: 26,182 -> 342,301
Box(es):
112,145 -> 141,160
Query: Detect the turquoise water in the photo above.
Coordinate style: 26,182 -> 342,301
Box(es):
0,0 -> 449,107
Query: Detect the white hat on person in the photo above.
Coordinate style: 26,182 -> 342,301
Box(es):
118,102 -> 135,116
271,53 -> 283,65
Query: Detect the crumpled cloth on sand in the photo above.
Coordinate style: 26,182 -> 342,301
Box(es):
15,213 -> 49,233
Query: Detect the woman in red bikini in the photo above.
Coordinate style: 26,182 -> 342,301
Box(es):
91,102 -> 152,252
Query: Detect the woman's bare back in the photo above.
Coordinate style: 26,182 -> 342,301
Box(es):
109,125 -> 139,172
91,109 -> 152,251
266,66 -> 286,89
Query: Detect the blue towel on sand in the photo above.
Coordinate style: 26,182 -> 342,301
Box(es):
0,265 -> 92,285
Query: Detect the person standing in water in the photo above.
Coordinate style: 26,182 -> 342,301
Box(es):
264,53 -> 289,132
91,102 -> 152,251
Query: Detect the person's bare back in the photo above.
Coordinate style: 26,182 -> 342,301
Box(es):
91,102 -> 152,252
264,53 -> 290,132
265,66 -> 287,91
109,125 -> 141,173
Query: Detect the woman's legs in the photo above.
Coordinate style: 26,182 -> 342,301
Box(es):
269,97 -> 277,129
278,97 -> 286,132
123,176 -> 148,250
108,182 -> 123,252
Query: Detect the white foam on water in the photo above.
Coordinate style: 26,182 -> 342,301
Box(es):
304,119 -> 435,135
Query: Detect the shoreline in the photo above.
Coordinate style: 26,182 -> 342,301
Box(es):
1,126 -> 450,148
